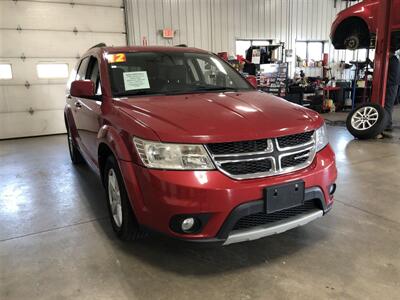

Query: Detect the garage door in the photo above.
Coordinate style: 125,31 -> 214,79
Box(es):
0,0 -> 126,139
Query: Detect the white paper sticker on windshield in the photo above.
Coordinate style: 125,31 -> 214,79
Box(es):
123,71 -> 150,90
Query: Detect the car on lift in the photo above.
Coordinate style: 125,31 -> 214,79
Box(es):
330,0 -> 400,50
64,44 -> 337,245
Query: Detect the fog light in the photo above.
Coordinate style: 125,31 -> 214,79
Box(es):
181,218 -> 195,232
170,214 -> 209,234
329,183 -> 336,195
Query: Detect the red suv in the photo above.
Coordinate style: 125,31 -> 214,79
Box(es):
65,45 -> 337,245
331,0 -> 400,50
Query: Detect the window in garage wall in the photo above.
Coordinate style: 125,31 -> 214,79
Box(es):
36,63 -> 69,79
308,42 -> 324,61
235,39 -> 274,57
295,41 -> 326,64
236,40 -> 252,57
343,49 -> 375,63
296,42 -> 307,62
332,49 -> 375,80
0,64 -> 13,79
295,41 -> 327,77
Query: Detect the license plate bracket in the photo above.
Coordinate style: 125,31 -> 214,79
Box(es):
265,180 -> 305,214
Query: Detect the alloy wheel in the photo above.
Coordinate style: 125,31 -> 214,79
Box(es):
350,106 -> 379,131
108,168 -> 123,227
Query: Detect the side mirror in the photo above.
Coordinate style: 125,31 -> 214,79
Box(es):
70,80 -> 95,98
245,75 -> 258,88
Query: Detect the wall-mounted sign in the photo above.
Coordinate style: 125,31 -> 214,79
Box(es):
162,28 -> 174,39
252,49 -> 260,64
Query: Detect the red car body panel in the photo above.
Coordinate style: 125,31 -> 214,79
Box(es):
65,46 -> 337,243
117,91 -> 324,144
330,0 -> 400,46
120,145 -> 336,239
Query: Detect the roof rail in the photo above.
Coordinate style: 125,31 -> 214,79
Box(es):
175,44 -> 188,47
89,43 -> 107,49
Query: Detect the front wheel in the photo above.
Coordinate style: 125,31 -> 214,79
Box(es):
344,35 -> 361,50
66,125 -> 84,164
104,155 -> 143,241
346,103 -> 388,139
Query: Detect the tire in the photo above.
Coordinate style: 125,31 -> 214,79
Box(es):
346,103 -> 388,139
66,124 -> 84,164
344,35 -> 361,50
104,155 -> 143,241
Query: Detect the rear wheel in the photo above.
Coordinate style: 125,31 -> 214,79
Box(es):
346,103 -> 388,139
104,155 -> 143,241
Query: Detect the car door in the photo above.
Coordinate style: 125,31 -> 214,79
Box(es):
69,56 -> 90,153
75,56 -> 103,164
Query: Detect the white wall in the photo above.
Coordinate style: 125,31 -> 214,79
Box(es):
125,0 -> 360,63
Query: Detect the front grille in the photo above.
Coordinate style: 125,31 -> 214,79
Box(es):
206,131 -> 315,179
221,159 -> 272,175
232,200 -> 319,231
277,131 -> 314,149
281,150 -> 310,168
207,139 -> 269,155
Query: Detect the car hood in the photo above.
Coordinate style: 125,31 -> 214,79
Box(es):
116,91 -> 323,143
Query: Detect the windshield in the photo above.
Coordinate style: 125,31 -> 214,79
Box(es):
107,51 -> 253,97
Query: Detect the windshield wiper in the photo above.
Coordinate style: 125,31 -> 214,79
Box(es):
114,87 -> 245,97
191,86 -> 240,92
163,89 -> 195,95
162,87 -> 238,95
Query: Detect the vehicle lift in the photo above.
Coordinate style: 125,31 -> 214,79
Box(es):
346,0 -> 395,139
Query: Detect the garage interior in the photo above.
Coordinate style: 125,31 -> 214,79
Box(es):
0,0 -> 399,299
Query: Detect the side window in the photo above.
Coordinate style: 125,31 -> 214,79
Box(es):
195,58 -> 218,85
187,59 -> 200,82
76,57 -> 90,80
195,57 -> 234,87
86,57 -> 101,95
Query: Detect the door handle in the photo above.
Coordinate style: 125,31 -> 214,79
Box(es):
75,101 -> 82,108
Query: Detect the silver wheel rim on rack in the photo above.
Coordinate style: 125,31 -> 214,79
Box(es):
108,168 -> 123,227
351,106 -> 379,131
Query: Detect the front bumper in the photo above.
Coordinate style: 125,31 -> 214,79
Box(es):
119,145 -> 337,244
220,187 -> 328,245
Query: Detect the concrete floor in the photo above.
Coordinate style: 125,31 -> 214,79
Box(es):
1,126 -> 399,300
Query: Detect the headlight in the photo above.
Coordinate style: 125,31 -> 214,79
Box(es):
133,137 -> 215,170
315,123 -> 329,152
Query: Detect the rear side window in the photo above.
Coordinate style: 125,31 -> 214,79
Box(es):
76,57 -> 90,80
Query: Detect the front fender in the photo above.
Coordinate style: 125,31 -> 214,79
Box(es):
97,125 -> 133,161
97,124 -> 148,221
331,4 -> 375,39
